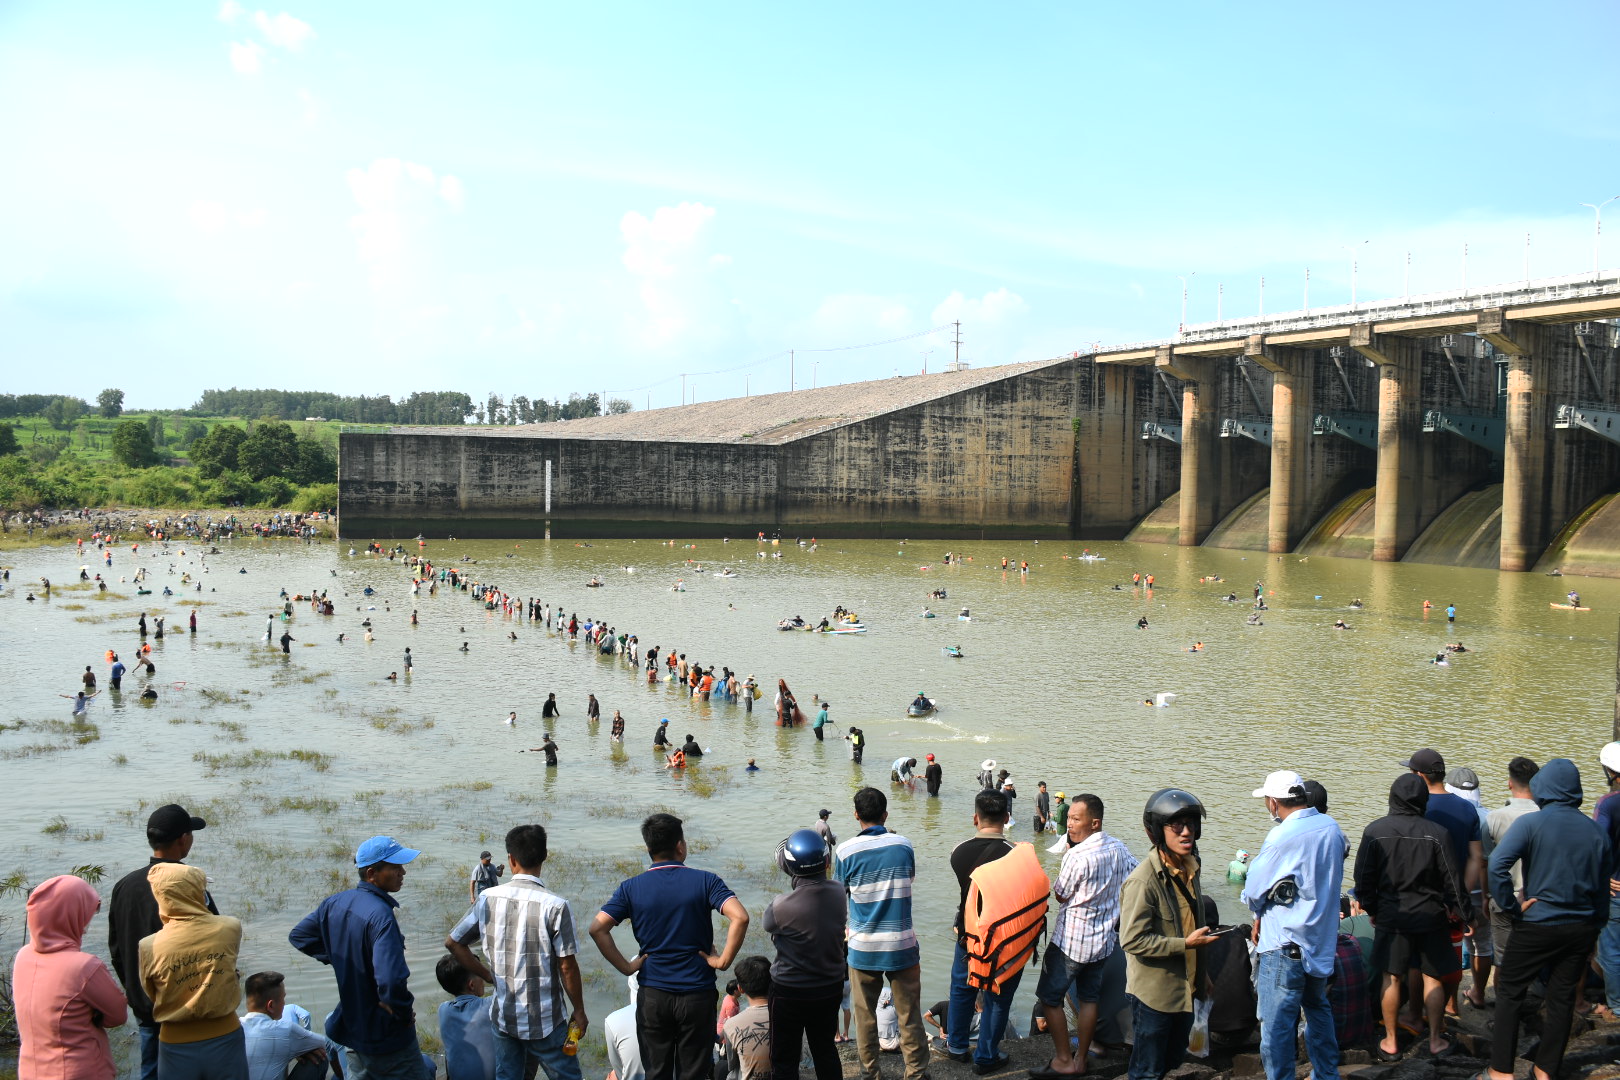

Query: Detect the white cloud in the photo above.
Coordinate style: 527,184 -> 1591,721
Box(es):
189,201 -> 229,232
932,286 -> 1029,326
229,40 -> 263,74
237,208 -> 267,228
345,157 -> 462,298
297,89 -> 323,125
438,175 -> 464,211
618,202 -> 736,350
253,10 -> 314,50
218,0 -> 244,23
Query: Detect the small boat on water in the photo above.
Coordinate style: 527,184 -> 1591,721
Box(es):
1550,602 -> 1592,611
906,696 -> 936,717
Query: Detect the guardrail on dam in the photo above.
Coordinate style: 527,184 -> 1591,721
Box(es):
339,270 -> 1620,574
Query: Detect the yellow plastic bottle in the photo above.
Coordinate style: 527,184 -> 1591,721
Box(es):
562,1022 -> 582,1056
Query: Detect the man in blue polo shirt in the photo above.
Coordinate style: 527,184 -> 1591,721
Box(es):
289,835 -> 424,1080
838,787 -> 928,1080
588,813 -> 750,1080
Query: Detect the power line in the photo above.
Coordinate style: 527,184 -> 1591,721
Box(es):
601,323 -> 955,398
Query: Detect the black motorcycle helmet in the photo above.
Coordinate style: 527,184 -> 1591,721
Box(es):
1143,787 -> 1205,848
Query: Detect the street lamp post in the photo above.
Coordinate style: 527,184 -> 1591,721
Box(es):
1342,240 -> 1368,309
1580,196 -> 1620,279
1177,273 -> 1196,332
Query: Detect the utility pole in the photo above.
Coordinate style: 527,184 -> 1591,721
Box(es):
790,350 -> 795,393
953,321 -> 962,369
680,373 -> 687,406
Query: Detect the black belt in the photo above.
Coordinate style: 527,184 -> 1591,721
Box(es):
1282,942 -> 1302,959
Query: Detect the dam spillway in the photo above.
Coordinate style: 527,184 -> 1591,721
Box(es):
339,270 -> 1620,575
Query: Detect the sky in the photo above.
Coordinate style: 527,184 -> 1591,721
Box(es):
2,1 -> 1618,412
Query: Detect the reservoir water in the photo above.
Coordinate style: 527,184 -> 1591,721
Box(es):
4,534 -> 1616,1064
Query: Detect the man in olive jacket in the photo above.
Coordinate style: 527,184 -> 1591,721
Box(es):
1119,789 -> 1219,1080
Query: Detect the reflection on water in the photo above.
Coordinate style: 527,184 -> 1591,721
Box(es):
4,535 -> 1616,1049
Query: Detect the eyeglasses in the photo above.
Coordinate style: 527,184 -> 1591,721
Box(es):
1163,820 -> 1198,835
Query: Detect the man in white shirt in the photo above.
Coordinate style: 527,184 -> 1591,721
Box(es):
603,972 -> 644,1080
241,972 -> 327,1080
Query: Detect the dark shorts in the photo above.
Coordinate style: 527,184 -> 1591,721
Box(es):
1371,926 -> 1459,978
1033,941 -> 1109,1006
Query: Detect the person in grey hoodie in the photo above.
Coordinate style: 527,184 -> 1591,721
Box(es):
763,828 -> 847,1080
1485,758 -> 1612,1080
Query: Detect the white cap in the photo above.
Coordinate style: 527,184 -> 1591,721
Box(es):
1252,770 -> 1307,799
1603,742 -> 1620,774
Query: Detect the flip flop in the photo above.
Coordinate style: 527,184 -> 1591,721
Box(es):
1373,1046 -> 1403,1063
1426,1039 -> 1458,1059
1028,1066 -> 1083,1080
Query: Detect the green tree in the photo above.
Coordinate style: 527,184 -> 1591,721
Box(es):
607,398 -> 633,414
189,425 -> 247,477
180,420 -> 209,447
42,396 -> 87,430
238,420 -> 298,481
146,413 -> 168,449
293,439 -> 336,484
0,424 -> 18,456
97,388 -> 125,419
111,419 -> 158,468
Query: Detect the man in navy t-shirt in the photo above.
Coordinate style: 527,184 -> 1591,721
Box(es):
588,813 -> 750,1080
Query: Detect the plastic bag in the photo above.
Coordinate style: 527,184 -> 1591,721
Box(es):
1186,996 -> 1212,1058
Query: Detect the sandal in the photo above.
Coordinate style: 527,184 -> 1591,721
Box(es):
1373,1046 -> 1403,1063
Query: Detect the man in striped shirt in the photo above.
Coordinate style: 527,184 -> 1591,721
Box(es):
1031,794 -> 1138,1079
445,824 -> 586,1080
837,787 -> 929,1080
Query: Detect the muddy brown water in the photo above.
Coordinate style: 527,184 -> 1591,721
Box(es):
3,535 -> 1616,1059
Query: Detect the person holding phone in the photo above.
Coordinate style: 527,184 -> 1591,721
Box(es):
1241,771 -> 1349,1080
1118,789 -> 1219,1080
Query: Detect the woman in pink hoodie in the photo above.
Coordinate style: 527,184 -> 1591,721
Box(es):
12,874 -> 128,1080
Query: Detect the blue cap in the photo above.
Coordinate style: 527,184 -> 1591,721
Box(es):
354,836 -> 421,868
660,718 -> 669,724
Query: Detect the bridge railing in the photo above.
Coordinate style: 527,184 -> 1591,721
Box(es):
1100,269 -> 1620,354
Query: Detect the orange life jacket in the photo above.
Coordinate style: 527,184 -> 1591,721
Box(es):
668,750 -> 686,768
961,841 -> 1050,994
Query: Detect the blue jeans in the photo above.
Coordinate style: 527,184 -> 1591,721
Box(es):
344,1039 -> 428,1080
945,941 -> 1023,1065
1255,948 -> 1339,1080
1126,997 -> 1193,1080
493,1021 -> 583,1080
157,1026 -> 248,1080
139,1021 -> 160,1080
1599,895 -> 1620,1012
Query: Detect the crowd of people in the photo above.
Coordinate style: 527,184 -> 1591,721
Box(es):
14,740 -> 1620,1080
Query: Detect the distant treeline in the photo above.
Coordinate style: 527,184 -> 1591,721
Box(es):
191,389 -> 475,425
1,388 -> 636,427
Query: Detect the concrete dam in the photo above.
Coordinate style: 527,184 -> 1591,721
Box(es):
338,271 -> 1620,574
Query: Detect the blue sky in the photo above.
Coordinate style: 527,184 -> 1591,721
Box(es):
2,1 -> 1617,410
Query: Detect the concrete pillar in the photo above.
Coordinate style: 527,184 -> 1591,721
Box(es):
1249,337 -> 1311,553
1350,327 -> 1421,561
1481,309 -> 1549,572
1157,348 -> 1217,546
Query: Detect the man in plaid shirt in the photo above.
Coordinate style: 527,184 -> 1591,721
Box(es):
446,824 -> 586,1080
1030,794 -> 1138,1079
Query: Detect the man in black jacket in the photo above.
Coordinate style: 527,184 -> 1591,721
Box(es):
1353,774 -> 1470,1060
107,804 -> 218,1080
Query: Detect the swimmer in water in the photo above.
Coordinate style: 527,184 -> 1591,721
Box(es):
1137,616 -> 1149,630
506,711 -> 517,726
1333,619 -> 1350,630
386,672 -> 398,681
459,641 -> 470,652
1431,652 -> 1450,666
1187,642 -> 1204,652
